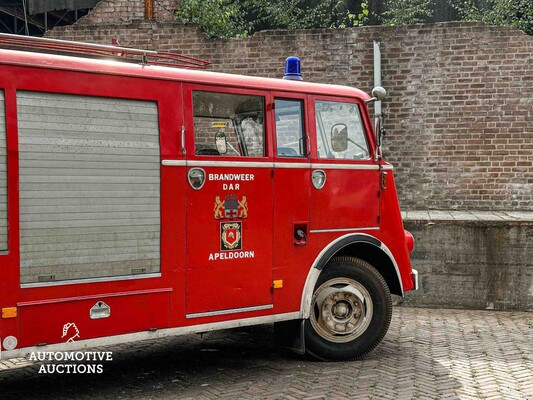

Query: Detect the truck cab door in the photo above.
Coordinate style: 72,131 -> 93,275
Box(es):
271,94 -> 312,311
309,96 -> 380,233
183,86 -> 274,318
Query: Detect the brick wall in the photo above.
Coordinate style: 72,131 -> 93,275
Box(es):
79,0 -> 177,24
46,0 -> 533,211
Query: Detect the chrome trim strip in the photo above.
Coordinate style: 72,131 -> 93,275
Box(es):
1,311 -> 300,360
162,160 -> 186,166
188,160 -> 273,168
412,269 -> 419,291
378,241 -> 404,293
311,163 -> 379,170
300,233 -> 403,318
186,304 -> 274,319
300,268 -> 321,319
310,227 -> 380,233
161,160 -> 394,171
20,273 -> 162,289
275,162 -> 310,169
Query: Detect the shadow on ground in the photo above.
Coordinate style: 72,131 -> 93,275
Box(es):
0,319 -> 462,400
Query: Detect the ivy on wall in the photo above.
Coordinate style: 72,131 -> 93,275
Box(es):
175,0 -> 532,37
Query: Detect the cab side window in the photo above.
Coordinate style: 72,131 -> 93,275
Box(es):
192,91 -> 265,157
275,99 -> 306,157
315,100 -> 369,160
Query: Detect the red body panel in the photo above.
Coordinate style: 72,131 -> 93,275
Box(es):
0,48 -> 414,353
19,289 -> 171,346
310,168 -> 379,230
377,170 -> 416,292
185,163 -> 274,314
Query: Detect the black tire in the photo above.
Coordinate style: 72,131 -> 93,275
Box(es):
304,256 -> 392,361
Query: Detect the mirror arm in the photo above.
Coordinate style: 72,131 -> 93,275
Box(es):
374,140 -> 381,161
374,116 -> 383,162
368,86 -> 387,160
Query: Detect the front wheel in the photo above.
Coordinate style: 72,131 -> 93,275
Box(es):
305,256 -> 392,361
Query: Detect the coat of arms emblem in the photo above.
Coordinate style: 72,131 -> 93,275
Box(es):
214,195 -> 248,220
221,222 -> 242,251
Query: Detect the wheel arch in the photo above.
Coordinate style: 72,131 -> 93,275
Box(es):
299,233 -> 403,319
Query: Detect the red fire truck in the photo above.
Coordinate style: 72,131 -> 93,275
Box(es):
0,34 -> 416,362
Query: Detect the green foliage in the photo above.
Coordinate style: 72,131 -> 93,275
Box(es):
175,0 -> 532,37
381,0 -> 434,26
175,0 -> 248,38
176,0 -> 369,38
451,0 -> 533,35
239,0 -> 351,31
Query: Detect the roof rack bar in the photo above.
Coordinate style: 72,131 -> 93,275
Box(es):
0,33 -> 160,55
0,33 -> 211,69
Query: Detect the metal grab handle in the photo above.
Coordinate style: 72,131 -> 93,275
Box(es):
294,229 -> 308,246
181,125 -> 186,155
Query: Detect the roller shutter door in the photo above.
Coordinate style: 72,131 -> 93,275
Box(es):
17,91 -> 161,284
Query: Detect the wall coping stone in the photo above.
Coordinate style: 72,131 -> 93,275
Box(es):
402,210 -> 533,223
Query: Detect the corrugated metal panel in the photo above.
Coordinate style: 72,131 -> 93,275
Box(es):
0,90 -> 7,251
17,92 -> 161,284
29,0 -> 100,14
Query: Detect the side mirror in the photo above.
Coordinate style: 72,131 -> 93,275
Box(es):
215,131 -> 227,154
371,86 -> 387,101
331,123 -> 348,152
365,86 -> 387,104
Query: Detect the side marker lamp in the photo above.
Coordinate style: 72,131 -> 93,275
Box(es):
381,171 -> 388,189
2,307 -> 17,318
273,280 -> 284,289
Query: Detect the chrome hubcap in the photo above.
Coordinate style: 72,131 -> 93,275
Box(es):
310,278 -> 373,343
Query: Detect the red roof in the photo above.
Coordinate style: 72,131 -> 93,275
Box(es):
0,48 -> 370,100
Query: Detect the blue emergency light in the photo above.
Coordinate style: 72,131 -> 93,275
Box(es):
283,56 -> 303,81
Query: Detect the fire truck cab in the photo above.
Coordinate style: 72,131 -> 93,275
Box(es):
0,35 -> 417,362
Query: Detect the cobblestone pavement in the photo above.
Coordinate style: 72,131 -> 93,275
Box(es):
1,307 -> 532,400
